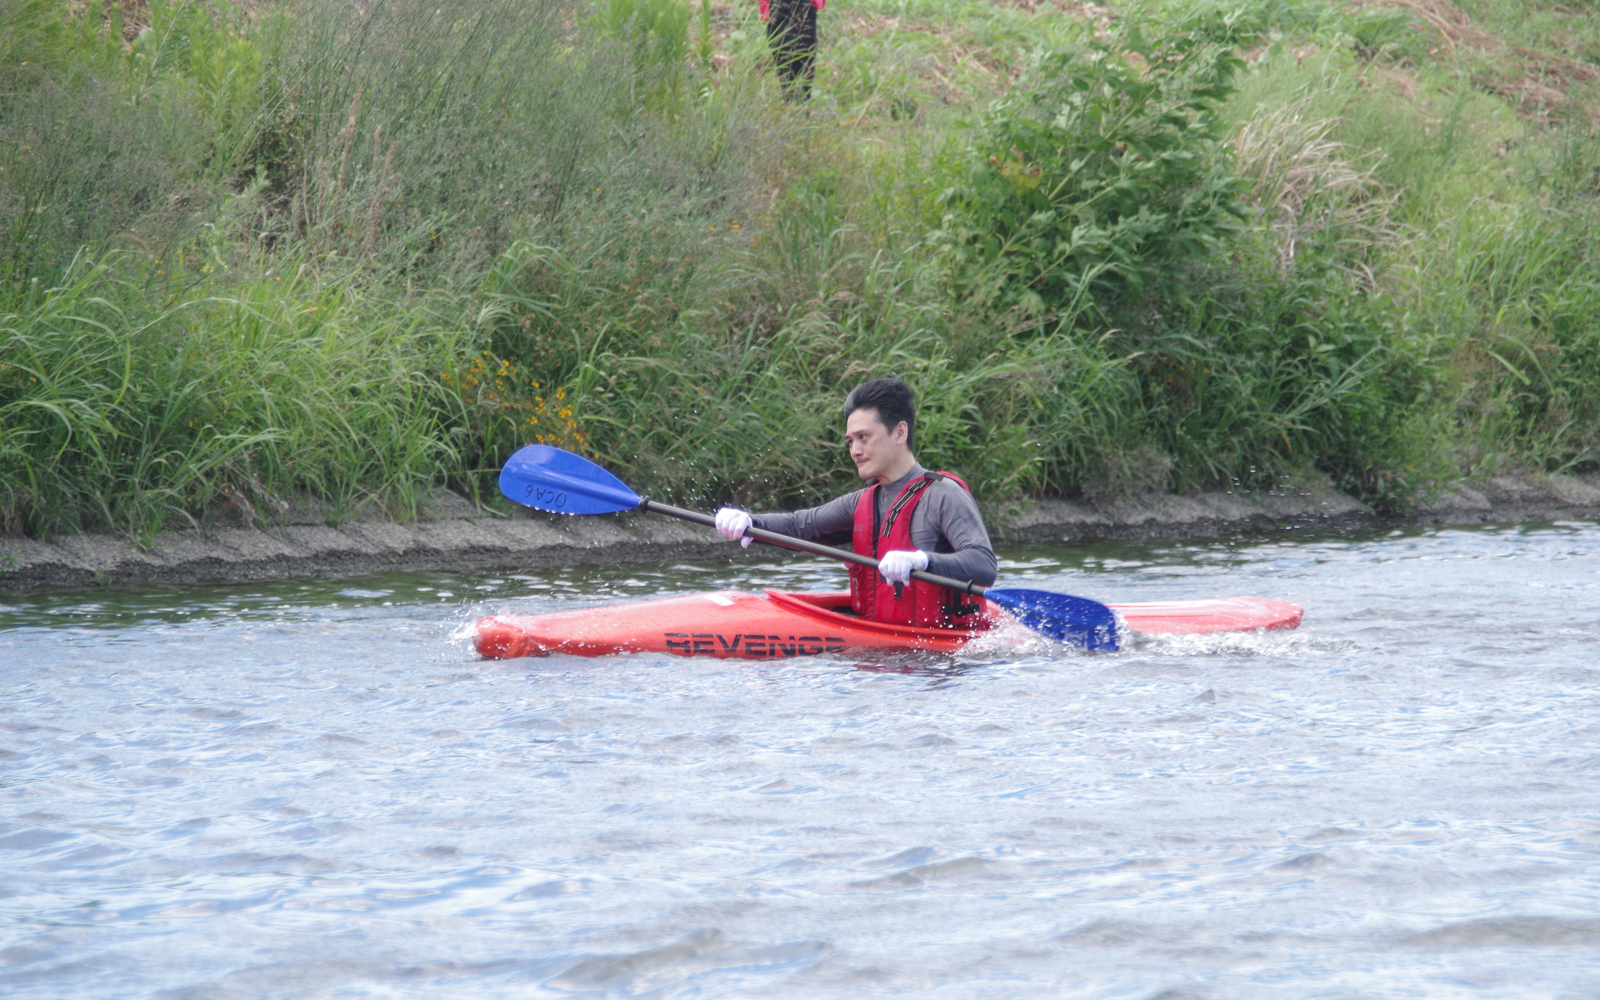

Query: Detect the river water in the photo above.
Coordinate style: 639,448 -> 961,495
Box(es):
2,520 -> 1598,999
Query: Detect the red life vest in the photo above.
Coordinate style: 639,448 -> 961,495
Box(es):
849,471 -> 985,628
758,0 -> 825,21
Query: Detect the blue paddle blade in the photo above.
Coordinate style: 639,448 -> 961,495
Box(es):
499,445 -> 642,515
985,588 -> 1121,652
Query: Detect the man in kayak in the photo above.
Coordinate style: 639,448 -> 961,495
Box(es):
714,378 -> 998,628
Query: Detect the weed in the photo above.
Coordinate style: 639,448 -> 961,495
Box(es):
937,14 -> 1248,319
9,0 -> 1600,543
0,255 -> 473,540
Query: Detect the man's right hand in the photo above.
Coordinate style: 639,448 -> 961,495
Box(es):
714,508 -> 754,548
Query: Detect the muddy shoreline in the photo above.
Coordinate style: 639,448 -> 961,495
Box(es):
4,473 -> 1599,592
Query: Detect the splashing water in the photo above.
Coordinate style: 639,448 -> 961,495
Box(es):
2,521 -> 1598,998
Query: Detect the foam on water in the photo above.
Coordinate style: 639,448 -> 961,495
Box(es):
2,521 -> 1599,999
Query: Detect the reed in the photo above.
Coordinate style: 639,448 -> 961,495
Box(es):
7,0 -> 1600,542
0,256 -> 474,538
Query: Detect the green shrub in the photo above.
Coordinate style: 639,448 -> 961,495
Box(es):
129,0 -> 273,155
595,0 -> 693,112
937,19 -> 1248,319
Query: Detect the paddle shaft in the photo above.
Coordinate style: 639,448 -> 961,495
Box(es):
637,498 -> 987,597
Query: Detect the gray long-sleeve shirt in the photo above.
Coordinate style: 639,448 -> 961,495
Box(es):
750,464 -> 998,586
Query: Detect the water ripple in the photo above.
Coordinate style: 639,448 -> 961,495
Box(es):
2,521 -> 1599,997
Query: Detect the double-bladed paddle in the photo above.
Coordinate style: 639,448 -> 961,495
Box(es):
498,444 -> 1121,651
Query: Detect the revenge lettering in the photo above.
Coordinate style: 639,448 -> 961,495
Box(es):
663,632 -> 846,656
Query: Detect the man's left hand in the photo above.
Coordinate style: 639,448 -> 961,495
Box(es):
878,549 -> 929,584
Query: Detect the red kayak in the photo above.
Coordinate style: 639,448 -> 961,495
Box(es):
475,589 -> 1302,659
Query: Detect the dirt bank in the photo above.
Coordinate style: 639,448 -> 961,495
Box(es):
4,473 -> 1600,592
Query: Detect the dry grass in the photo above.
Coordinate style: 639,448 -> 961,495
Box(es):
1231,99 -> 1404,288
987,0 -> 1110,20
1349,0 -> 1600,121
63,0 -> 149,40
1348,0 -> 1496,49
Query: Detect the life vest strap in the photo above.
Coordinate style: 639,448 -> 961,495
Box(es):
852,470 -> 977,627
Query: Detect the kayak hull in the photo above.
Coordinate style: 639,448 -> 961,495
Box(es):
474,590 -> 1302,660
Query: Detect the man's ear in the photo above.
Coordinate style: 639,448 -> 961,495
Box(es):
892,420 -> 909,445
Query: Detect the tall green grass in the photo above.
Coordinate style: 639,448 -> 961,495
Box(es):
0,255 -> 474,537
7,0 -> 1600,542
1412,205 -> 1600,475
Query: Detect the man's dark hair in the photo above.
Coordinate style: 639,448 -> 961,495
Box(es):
842,378 -> 916,450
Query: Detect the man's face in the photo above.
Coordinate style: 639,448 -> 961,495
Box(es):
845,407 -> 909,483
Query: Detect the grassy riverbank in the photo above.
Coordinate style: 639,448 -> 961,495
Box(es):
5,0 -> 1600,540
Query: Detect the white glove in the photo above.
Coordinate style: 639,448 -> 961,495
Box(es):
714,507 -> 754,548
877,549 -> 929,585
